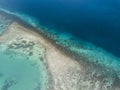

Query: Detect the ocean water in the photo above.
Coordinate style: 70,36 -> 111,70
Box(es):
0,0 -> 120,57
0,1 -> 120,90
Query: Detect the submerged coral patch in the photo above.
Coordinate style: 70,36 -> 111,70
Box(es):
0,41 -> 49,90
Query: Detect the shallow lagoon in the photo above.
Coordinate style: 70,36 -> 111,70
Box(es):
0,44 -> 46,90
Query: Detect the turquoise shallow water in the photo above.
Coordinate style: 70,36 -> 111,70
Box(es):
0,13 -> 12,35
0,44 -> 47,90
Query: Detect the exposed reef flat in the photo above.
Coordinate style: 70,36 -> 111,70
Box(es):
0,9 -> 120,90
0,21 -> 82,90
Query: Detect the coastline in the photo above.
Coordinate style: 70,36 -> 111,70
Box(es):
0,9 -> 120,90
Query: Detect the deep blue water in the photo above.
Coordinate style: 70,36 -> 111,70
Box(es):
0,0 -> 120,57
